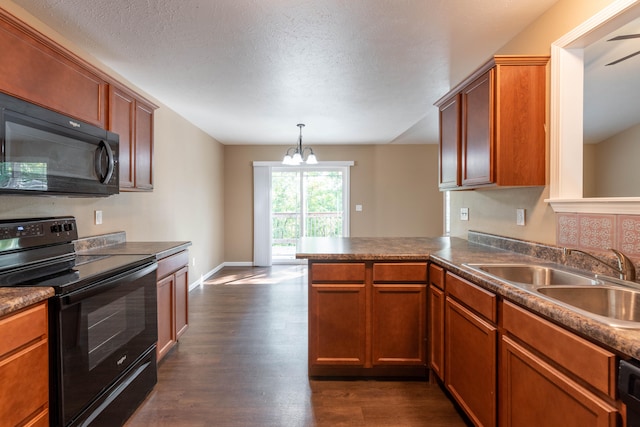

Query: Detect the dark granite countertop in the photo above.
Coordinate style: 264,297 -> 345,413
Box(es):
0,287 -> 53,317
297,235 -> 640,360
0,236 -> 190,317
296,236 -> 468,260
79,241 -> 191,260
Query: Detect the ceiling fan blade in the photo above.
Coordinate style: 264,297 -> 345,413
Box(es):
606,49 -> 640,65
608,34 -> 640,41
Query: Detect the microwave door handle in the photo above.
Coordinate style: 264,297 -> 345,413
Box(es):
95,140 -> 115,184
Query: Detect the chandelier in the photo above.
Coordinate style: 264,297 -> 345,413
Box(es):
282,123 -> 318,165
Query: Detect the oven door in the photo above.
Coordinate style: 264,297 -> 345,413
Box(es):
51,261 -> 157,426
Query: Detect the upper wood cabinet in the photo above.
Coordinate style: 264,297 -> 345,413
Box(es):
438,95 -> 461,189
108,85 -> 156,191
435,55 -> 549,190
0,9 -> 107,127
0,8 -> 157,192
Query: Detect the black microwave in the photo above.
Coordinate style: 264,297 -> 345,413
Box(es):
0,92 -> 119,196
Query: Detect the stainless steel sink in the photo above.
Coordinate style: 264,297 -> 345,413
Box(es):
538,286 -> 640,327
465,263 -> 600,286
463,262 -> 640,328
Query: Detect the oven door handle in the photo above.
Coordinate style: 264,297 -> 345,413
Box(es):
62,261 -> 157,305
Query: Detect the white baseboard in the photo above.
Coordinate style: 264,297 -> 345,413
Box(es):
188,261 -> 254,290
224,261 -> 254,267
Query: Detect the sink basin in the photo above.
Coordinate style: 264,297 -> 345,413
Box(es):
465,264 -> 600,286
538,286 -> 640,325
464,263 -> 640,328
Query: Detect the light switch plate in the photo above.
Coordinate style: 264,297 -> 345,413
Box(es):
94,210 -> 103,225
516,208 -> 526,226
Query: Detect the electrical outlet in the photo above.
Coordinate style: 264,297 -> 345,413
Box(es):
516,208 -> 526,226
94,210 -> 102,225
355,204 -> 363,212
460,207 -> 469,221
192,258 -> 196,267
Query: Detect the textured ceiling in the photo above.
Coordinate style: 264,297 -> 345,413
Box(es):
12,0 -> 560,145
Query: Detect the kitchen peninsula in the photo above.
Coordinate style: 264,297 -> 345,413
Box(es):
298,234 -> 640,426
297,236 -> 467,377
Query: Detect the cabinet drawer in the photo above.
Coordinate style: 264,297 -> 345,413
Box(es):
157,250 -> 189,279
429,264 -> 445,290
373,262 -> 427,283
311,263 -> 366,283
0,302 -> 47,357
502,301 -> 617,398
446,272 -> 497,322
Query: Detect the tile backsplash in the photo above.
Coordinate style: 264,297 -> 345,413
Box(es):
557,213 -> 640,257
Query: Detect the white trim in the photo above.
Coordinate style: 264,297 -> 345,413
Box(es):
223,261 -> 255,267
547,0 -> 640,213
189,261 -> 262,290
548,198 -> 640,214
253,161 -> 354,167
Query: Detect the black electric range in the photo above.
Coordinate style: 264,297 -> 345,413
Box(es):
0,216 -> 158,427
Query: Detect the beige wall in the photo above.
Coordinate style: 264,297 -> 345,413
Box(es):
224,144 -> 442,263
590,123 -> 640,197
583,144 -> 598,198
0,1 -> 225,283
448,0 -> 618,243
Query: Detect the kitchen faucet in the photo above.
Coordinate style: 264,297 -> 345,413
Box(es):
563,247 -> 636,282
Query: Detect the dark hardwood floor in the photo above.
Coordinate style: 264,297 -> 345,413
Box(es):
125,265 -> 469,427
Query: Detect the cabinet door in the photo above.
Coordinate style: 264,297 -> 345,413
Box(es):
157,274 -> 175,361
175,266 -> 189,340
439,94 -> 461,189
462,70 -> 493,186
429,284 -> 445,380
309,284 -> 366,366
134,101 -> 154,190
108,85 -> 135,189
445,296 -> 497,427
0,302 -> 49,427
0,12 -> 106,128
500,335 -> 618,427
372,284 -> 426,365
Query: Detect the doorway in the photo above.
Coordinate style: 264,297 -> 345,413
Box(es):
271,166 -> 350,263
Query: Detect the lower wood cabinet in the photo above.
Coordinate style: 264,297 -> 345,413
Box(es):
500,300 -> 619,427
0,301 -> 49,426
309,282 -> 367,366
428,264 -> 445,380
372,283 -> 426,365
308,260 -> 427,376
500,335 -> 618,427
444,272 -> 497,427
156,250 -> 189,362
429,264 -> 625,427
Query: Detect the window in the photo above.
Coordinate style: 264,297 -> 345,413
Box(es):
252,161 -> 353,266
272,166 -> 350,262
